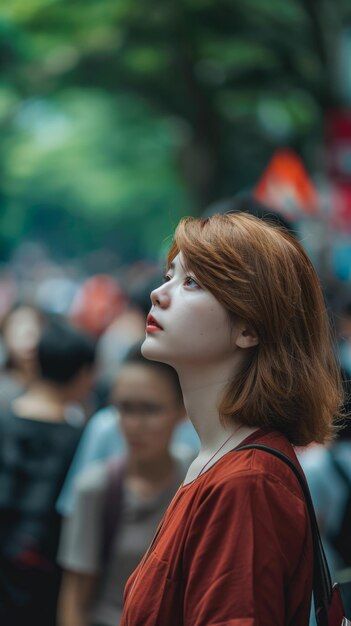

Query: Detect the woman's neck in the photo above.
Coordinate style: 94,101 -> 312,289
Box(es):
177,363 -> 235,449
177,363 -> 257,458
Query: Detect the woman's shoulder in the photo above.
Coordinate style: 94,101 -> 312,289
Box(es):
203,430 -> 306,502
179,431 -> 310,553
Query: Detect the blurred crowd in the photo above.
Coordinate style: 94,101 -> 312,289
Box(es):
0,252 -> 200,626
0,201 -> 350,626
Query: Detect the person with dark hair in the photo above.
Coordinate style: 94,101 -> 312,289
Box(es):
57,341 -> 191,626
0,303 -> 46,410
38,318 -> 96,387
120,213 -> 343,626
0,319 -> 97,626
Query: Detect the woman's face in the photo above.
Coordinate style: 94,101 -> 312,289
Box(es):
142,253 -> 239,369
112,364 -> 184,462
3,306 -> 41,371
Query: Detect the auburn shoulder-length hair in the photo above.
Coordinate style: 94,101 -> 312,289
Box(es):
167,212 -> 343,446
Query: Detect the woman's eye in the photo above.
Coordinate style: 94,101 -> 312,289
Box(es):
163,274 -> 172,283
184,276 -> 199,289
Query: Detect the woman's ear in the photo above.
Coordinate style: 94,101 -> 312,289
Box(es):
235,324 -> 259,350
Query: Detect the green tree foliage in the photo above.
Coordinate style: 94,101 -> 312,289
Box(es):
0,0 -> 350,261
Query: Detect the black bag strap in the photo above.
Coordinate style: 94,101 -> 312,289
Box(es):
236,443 -> 333,626
102,457 -> 127,562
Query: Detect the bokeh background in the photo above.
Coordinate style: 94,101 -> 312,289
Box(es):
0,0 -> 351,312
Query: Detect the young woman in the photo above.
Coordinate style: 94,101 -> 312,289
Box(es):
0,304 -> 45,410
57,343 -> 191,626
120,212 -> 343,626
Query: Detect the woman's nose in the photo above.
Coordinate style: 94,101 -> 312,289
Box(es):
150,284 -> 170,308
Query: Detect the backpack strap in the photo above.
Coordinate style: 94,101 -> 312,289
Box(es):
102,457 -> 127,562
235,443 -> 337,626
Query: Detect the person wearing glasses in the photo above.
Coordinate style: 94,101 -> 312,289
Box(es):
57,342 -> 192,626
120,213 -> 343,626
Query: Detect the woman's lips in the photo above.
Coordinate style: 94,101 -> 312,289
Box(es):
146,314 -> 163,332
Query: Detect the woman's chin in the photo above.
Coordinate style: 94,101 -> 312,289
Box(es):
141,335 -> 162,360
141,336 -> 172,365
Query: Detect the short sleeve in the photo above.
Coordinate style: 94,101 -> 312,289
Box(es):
56,407 -> 124,516
57,462 -> 108,574
182,471 -> 310,626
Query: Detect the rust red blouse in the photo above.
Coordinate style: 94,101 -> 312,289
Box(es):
120,429 -> 313,626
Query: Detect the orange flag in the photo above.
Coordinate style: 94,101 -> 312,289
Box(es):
254,149 -> 319,220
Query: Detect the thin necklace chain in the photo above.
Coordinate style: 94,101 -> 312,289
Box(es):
197,424 -> 242,479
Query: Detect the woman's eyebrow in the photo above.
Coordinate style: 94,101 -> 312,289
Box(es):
166,260 -> 177,273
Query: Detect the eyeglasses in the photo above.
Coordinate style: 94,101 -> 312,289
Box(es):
115,400 -> 170,429
116,400 -> 167,416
